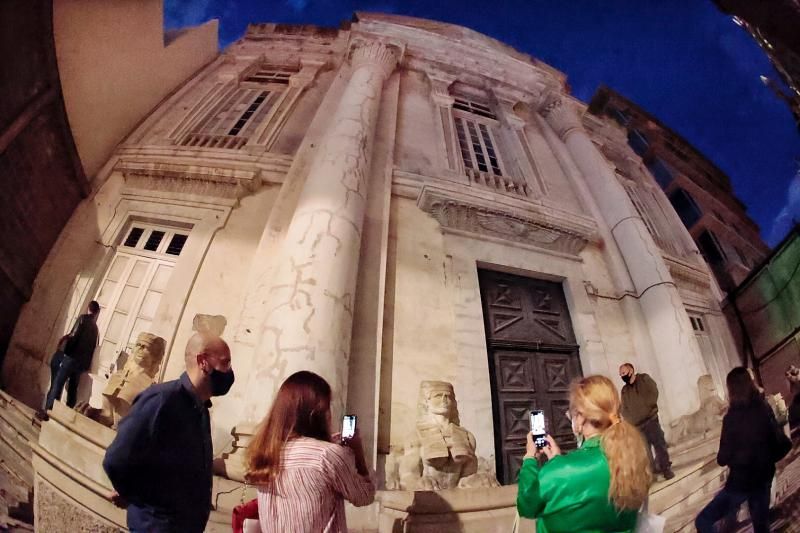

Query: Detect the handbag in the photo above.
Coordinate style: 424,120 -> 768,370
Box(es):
635,497 -> 665,533
635,511 -> 666,533
232,498 -> 259,533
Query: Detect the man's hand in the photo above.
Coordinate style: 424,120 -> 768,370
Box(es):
109,491 -> 128,509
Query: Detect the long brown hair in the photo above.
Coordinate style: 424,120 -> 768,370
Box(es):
727,367 -> 759,407
570,375 -> 652,510
245,371 -> 332,484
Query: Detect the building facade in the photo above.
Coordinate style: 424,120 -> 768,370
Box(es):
713,0 -> 800,132
3,13 -> 740,491
589,87 -> 770,293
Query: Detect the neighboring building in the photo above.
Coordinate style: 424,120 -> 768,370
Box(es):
1,11 -> 747,527
589,87 -> 770,292
724,225 -> 800,402
713,0 -> 800,131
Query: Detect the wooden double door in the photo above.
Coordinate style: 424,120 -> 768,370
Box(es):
478,270 -> 583,485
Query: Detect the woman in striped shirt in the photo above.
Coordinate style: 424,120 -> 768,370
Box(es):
245,371 -> 375,532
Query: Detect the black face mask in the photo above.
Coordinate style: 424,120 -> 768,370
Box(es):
209,368 -> 235,396
621,374 -> 632,385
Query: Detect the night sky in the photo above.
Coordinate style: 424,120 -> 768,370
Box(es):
165,0 -> 800,246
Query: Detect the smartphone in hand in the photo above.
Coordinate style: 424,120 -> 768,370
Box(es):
530,409 -> 547,449
341,414 -> 357,442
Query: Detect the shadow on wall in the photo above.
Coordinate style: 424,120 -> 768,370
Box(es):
2,196 -> 107,410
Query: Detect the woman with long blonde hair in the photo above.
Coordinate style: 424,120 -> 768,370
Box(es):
245,371 -> 374,533
517,375 -> 652,532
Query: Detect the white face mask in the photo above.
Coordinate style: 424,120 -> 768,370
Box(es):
571,414 -> 584,448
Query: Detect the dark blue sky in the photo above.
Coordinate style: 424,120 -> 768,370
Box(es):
165,0 -> 800,246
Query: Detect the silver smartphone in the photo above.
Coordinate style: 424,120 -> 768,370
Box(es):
342,414 -> 357,440
530,409 -> 547,449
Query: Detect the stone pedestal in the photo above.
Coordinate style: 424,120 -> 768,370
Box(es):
238,40 -> 400,424
377,486 -> 535,533
540,96 -> 706,420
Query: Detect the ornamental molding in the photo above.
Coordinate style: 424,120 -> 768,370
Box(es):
663,254 -> 712,289
417,184 -> 597,257
348,39 -> 403,79
116,160 -> 258,200
539,94 -> 583,141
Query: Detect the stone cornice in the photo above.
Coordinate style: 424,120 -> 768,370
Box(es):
417,183 -> 597,257
113,146 -> 293,199
663,254 -> 712,289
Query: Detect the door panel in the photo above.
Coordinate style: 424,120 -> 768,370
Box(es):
479,269 -> 582,484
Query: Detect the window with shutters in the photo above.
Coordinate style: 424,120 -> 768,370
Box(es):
180,65 -> 298,149
452,98 -> 506,177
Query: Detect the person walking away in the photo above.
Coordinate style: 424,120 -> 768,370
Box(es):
39,301 -> 100,418
103,332 -> 235,533
695,367 -> 792,533
619,363 -> 674,480
517,375 -> 652,532
246,371 -> 375,533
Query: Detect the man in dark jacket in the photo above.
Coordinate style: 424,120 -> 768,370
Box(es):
39,301 -> 100,417
104,332 -> 234,533
619,363 -> 674,479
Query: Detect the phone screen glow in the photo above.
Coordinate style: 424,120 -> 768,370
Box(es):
530,411 -> 545,435
342,415 -> 357,439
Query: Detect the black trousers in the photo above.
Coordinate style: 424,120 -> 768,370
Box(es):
638,415 -> 672,474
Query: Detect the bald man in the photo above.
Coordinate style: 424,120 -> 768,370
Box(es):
103,333 -> 234,533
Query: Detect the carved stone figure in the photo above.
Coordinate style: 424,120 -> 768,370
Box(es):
668,375 -> 726,445
398,381 -> 499,490
77,333 -> 165,428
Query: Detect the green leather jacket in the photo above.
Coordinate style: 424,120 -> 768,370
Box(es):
516,436 -> 638,533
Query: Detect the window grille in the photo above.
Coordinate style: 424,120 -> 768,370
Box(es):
180,65 -> 298,147
452,98 -> 497,120
454,117 -> 503,176
244,68 -> 293,85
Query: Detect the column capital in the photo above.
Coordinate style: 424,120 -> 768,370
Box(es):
539,95 -> 584,141
349,40 -> 401,80
426,72 -> 457,107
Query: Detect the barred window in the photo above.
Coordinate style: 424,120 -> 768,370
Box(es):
180,66 -> 298,148
455,117 -> 503,175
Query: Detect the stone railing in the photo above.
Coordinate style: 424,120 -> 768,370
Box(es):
465,168 -> 529,197
180,132 -> 248,150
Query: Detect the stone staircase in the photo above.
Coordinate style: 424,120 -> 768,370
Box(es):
649,430 -> 726,533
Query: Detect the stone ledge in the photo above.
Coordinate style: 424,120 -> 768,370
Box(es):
417,183 -> 597,257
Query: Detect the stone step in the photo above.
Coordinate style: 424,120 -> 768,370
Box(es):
668,433 -> 719,471
667,428 -> 720,456
649,454 -> 726,516
661,465 -> 727,532
665,497 -> 713,533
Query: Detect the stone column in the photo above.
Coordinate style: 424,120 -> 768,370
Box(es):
241,41 -> 399,424
540,95 -> 706,420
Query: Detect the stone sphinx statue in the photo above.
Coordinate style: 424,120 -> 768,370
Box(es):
398,381 -> 499,490
668,374 -> 726,445
78,332 -> 165,428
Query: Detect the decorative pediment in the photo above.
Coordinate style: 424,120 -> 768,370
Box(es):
417,184 -> 597,257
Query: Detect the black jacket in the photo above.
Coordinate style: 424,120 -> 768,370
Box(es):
717,399 -> 778,491
63,314 -> 98,372
103,373 -> 212,533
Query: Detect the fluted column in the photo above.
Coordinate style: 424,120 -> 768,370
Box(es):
540,95 -> 706,421
241,41 -> 399,423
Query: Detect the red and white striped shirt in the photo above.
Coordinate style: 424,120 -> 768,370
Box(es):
256,437 -> 375,533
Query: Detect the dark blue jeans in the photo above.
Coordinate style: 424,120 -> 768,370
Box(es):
44,352 -> 80,410
695,482 -> 771,533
